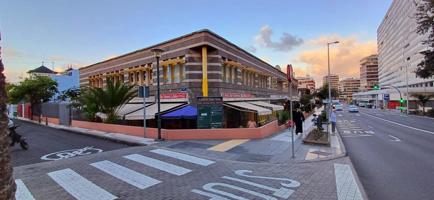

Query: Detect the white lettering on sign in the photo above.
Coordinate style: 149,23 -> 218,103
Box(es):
192,169 -> 300,200
41,146 -> 103,161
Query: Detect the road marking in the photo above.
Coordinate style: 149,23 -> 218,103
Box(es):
41,146 -> 103,161
90,160 -> 161,189
234,170 -> 300,188
361,112 -> 434,135
334,163 -> 363,200
342,135 -> 373,137
191,189 -> 230,200
124,154 -> 191,176
207,139 -> 249,152
150,149 -> 215,166
388,134 -> 401,142
222,176 -> 293,199
202,182 -> 278,200
15,179 -> 35,200
47,168 -> 117,200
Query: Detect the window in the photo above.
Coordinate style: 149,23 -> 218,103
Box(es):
174,64 -> 180,83
231,67 -> 236,83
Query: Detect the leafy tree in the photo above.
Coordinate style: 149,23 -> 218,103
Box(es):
58,87 -> 81,102
411,93 -> 434,115
314,84 -> 338,100
74,88 -> 100,122
77,81 -> 136,123
0,36 -> 16,199
416,0 -> 434,78
8,76 -> 58,119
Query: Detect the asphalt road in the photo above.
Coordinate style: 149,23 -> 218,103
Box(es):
338,107 -> 434,200
10,120 -> 130,167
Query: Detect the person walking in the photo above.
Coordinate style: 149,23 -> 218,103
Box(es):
330,108 -> 337,134
292,108 -> 305,135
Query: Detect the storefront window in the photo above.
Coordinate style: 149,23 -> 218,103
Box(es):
231,67 -> 236,83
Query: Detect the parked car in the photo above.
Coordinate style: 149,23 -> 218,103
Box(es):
348,105 -> 359,113
335,104 -> 343,111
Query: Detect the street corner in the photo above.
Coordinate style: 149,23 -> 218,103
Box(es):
12,144 -> 367,200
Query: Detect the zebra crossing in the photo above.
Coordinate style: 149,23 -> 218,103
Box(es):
15,148 -> 216,200
337,120 -> 375,137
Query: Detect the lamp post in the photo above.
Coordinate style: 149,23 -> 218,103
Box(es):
327,41 -> 339,134
151,48 -> 164,141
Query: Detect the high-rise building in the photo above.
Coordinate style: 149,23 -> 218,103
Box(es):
360,54 -> 379,92
377,0 -> 433,88
323,74 -> 339,90
296,76 -> 315,95
339,78 -> 360,101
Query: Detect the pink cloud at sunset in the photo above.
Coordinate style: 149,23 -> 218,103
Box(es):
292,35 -> 377,87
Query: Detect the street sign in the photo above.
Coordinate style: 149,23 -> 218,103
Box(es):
287,64 -> 293,82
138,86 -> 149,98
384,94 -> 390,101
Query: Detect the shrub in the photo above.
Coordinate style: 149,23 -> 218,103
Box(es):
277,110 -> 291,125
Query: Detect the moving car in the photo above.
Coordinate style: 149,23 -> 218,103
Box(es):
334,104 -> 343,111
348,105 -> 359,113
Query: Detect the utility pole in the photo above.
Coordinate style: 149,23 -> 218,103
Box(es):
327,41 -> 339,134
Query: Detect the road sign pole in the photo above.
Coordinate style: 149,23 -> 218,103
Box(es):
143,86 -> 147,138
287,64 -> 295,159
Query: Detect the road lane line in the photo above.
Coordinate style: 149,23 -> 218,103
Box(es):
388,135 -> 401,142
334,163 -> 363,200
124,154 -> 191,176
150,149 -> 215,166
47,168 -> 117,200
207,139 -> 249,152
90,160 -> 161,189
361,112 -> 434,135
15,179 -> 35,200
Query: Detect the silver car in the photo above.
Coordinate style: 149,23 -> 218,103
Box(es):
348,105 -> 359,113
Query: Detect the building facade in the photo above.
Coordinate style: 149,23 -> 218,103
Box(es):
296,76 -> 315,94
339,78 -> 360,101
378,0 -> 434,88
360,54 -> 379,92
79,30 -> 296,128
323,74 -> 339,90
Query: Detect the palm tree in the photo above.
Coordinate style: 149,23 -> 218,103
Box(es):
411,93 -> 434,115
0,34 -> 16,199
88,80 -> 136,123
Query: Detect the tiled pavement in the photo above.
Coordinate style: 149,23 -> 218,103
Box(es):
13,146 -> 364,200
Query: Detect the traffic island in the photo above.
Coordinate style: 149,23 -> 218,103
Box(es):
302,128 -> 330,146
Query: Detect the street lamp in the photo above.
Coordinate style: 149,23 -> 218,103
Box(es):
327,41 -> 339,134
151,48 -> 164,141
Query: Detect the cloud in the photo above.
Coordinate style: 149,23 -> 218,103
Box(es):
294,34 -> 377,87
255,25 -> 303,52
2,47 -> 27,59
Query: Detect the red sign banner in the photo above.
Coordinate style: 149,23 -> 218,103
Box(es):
160,92 -> 188,99
221,93 -> 253,98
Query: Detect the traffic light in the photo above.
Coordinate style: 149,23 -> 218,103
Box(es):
373,85 -> 379,90
399,98 -> 404,103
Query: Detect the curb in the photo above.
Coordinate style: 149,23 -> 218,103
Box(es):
15,118 -> 155,146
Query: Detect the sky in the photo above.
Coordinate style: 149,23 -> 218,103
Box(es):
0,0 -> 392,86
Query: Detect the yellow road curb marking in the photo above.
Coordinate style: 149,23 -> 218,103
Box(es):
207,139 -> 250,152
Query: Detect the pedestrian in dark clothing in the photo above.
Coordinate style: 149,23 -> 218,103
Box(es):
292,108 -> 305,135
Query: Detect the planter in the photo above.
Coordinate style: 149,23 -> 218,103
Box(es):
303,128 -> 330,146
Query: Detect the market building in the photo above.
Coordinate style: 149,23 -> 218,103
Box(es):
79,29 -> 295,129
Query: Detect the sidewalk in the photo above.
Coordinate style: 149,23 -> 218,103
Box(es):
16,117 -> 157,146
159,106 -> 346,164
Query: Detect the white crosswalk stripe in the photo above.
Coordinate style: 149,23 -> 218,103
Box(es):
124,154 -> 192,176
48,168 -> 117,200
150,149 -> 215,166
90,160 -> 161,189
15,179 -> 35,200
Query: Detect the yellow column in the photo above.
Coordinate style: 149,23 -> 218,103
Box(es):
145,68 -> 149,86
202,46 -> 208,96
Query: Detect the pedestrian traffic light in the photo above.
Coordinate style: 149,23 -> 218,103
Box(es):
373,85 -> 379,90
400,98 -> 404,103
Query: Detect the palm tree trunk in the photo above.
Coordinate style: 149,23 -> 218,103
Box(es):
0,35 -> 16,200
